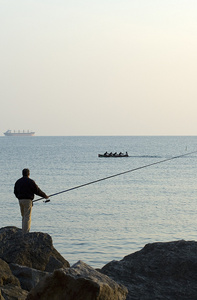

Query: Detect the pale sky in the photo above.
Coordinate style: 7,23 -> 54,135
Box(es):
0,0 -> 197,136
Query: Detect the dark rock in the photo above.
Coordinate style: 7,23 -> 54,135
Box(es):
9,263 -> 49,292
27,260 -> 128,300
0,285 -> 28,300
0,258 -> 20,287
100,240 -> 197,300
0,258 -> 28,300
0,226 -> 70,272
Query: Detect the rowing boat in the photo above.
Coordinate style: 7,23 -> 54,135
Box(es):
98,153 -> 129,158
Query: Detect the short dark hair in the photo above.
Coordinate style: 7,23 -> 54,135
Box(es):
22,168 -> 30,176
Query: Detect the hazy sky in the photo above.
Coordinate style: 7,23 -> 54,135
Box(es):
1,0 -> 197,136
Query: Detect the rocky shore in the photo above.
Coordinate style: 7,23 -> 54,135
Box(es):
0,226 -> 197,299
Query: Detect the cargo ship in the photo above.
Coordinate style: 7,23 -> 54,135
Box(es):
4,130 -> 35,136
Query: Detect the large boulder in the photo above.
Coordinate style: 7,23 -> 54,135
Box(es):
0,258 -> 28,300
101,240 -> 197,300
0,226 -> 70,272
9,263 -> 49,292
27,260 -> 128,300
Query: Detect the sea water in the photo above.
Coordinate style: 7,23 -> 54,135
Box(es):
0,136 -> 197,268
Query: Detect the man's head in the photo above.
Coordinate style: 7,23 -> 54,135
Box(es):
22,168 -> 30,177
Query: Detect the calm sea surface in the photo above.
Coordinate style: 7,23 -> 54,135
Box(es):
0,136 -> 197,268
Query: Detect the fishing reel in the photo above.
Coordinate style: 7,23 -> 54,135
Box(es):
43,199 -> 50,203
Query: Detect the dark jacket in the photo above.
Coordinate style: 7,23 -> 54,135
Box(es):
14,176 -> 47,200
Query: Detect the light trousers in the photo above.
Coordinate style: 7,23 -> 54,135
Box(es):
19,199 -> 33,234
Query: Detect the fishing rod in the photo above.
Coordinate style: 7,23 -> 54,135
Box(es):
33,149 -> 197,204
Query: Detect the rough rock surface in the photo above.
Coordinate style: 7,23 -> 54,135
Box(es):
0,258 -> 28,300
100,240 -> 197,300
27,260 -> 128,300
10,263 -> 49,292
0,226 -> 70,272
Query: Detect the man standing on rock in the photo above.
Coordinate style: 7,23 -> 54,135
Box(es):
14,168 -> 49,234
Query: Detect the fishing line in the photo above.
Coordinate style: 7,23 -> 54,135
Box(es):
33,150 -> 197,203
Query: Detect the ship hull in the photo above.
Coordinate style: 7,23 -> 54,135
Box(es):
4,133 -> 35,136
4,130 -> 35,136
